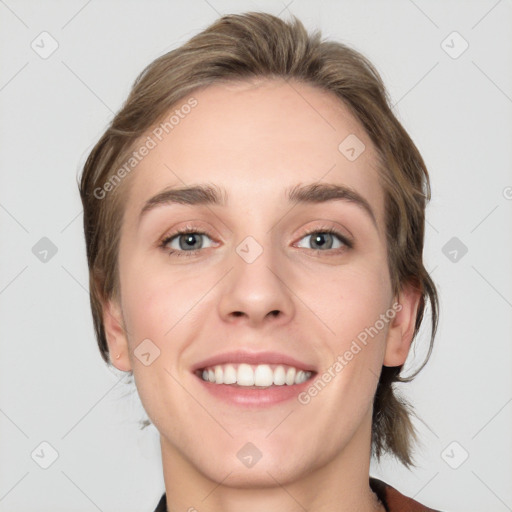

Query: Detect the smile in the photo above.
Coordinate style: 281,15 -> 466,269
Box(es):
197,363 -> 314,388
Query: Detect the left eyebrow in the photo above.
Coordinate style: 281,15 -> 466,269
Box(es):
286,182 -> 377,228
138,181 -> 377,228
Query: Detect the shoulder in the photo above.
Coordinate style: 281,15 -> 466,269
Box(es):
370,477 -> 444,512
153,493 -> 167,512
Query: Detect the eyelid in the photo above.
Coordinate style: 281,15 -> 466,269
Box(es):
160,228 -> 217,249
296,226 -> 355,249
294,222 -> 354,247
158,221 -> 217,245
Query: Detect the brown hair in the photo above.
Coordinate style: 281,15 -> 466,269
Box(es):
79,11 -> 439,468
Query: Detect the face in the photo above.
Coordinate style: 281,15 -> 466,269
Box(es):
104,79 -> 419,487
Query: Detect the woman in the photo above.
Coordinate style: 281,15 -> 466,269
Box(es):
79,12 -> 442,512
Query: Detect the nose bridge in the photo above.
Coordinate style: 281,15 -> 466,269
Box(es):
217,231 -> 295,325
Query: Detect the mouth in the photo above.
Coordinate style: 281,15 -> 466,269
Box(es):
191,352 -> 318,406
194,363 -> 316,388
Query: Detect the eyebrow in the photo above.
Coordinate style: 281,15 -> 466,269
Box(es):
139,182 -> 377,227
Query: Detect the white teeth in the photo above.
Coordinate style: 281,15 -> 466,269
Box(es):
237,363 -> 254,386
295,370 -> 307,384
254,364 -> 274,386
215,365 -> 223,384
200,363 -> 312,387
273,365 -> 286,385
223,364 -> 237,384
285,367 -> 296,385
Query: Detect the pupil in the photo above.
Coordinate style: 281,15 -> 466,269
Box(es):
312,233 -> 332,250
180,234 -> 201,250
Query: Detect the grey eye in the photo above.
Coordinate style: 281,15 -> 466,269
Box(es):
296,232 -> 345,250
167,232 -> 213,251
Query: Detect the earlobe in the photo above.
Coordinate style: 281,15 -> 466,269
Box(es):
102,298 -> 132,372
383,282 -> 422,367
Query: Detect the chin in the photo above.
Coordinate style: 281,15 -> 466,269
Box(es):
198,457 -> 304,489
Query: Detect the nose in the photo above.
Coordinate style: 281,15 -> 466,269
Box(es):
217,242 -> 295,328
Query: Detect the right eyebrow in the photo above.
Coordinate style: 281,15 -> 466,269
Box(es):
139,183 -> 227,222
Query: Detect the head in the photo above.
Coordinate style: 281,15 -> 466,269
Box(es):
79,11 -> 438,476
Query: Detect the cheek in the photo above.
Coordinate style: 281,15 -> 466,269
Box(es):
310,263 -> 392,337
117,266 -> 202,428
302,263 -> 393,397
120,274 -> 170,340
118,261 -> 218,385
119,254 -> 202,339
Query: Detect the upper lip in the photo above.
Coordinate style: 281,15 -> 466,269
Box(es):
191,350 -> 317,373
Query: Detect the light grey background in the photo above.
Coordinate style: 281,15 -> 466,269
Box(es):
1,1 -> 511,511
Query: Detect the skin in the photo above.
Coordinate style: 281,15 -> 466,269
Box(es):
102,79 -> 421,512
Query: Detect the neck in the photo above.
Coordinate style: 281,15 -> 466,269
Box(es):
159,410 -> 385,512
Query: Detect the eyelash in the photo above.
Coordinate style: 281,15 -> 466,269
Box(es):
159,225 -> 353,258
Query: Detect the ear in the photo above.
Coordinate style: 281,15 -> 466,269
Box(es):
383,281 -> 422,367
102,297 -> 132,372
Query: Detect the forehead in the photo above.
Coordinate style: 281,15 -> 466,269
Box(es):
124,79 -> 385,229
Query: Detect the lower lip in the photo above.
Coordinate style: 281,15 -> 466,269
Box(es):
193,373 -> 316,407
